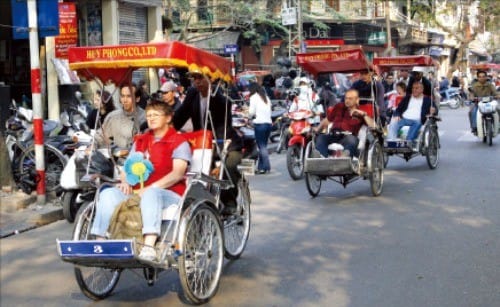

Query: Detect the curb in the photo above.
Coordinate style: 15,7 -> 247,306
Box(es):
0,204 -> 64,239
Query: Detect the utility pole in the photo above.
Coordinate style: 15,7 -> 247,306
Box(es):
282,0 -> 303,58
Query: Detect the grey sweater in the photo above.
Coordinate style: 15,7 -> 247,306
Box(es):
94,107 -> 146,149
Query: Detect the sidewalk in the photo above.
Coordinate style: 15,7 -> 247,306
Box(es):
0,189 -> 63,238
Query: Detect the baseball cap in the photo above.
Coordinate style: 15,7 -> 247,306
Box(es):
412,66 -> 426,72
160,81 -> 178,93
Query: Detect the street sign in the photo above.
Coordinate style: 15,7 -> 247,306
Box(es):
281,7 -> 297,26
224,44 -> 238,54
11,0 -> 60,40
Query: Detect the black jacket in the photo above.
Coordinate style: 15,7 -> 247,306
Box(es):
173,87 -> 243,151
394,95 -> 433,124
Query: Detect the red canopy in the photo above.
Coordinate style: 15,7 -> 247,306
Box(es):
470,63 -> 500,71
372,55 -> 435,72
296,49 -> 372,75
68,41 -> 233,84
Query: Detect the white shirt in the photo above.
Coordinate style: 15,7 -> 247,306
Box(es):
248,93 -> 272,124
403,96 -> 423,121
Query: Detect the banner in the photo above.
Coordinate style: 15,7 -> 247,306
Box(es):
54,3 -> 78,58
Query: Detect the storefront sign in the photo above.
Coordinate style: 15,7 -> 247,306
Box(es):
11,0 -> 59,40
55,3 -> 78,58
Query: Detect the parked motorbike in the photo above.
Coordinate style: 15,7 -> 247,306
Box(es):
439,87 -> 463,109
475,96 -> 499,146
286,109 -> 314,180
269,103 -> 287,143
4,99 -> 70,194
60,143 -> 128,223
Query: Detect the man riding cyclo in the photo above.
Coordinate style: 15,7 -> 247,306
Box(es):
313,89 -> 375,158
387,82 -> 436,149
468,70 -> 499,135
173,70 -> 243,215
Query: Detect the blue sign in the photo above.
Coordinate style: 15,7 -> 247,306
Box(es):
11,0 -> 60,40
224,44 -> 239,54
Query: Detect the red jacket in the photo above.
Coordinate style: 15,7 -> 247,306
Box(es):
327,103 -> 366,136
133,127 -> 187,196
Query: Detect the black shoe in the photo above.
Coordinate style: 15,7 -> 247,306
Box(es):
255,169 -> 269,175
471,128 -> 477,135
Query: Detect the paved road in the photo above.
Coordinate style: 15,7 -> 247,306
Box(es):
1,108 -> 499,307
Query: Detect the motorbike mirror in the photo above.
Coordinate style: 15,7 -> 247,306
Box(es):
113,148 -> 129,158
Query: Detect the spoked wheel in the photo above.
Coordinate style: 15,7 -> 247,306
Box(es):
486,119 -> 493,146
18,144 -> 67,193
286,144 -> 304,180
368,141 -> 384,196
304,142 -> 321,197
224,177 -> 251,259
425,128 -> 440,169
178,204 -> 224,305
73,202 -> 121,300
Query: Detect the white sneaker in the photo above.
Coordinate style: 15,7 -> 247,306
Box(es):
139,246 -> 157,261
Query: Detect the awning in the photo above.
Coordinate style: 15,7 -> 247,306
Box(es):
68,41 -> 233,83
296,49 -> 373,75
171,31 -> 240,54
373,55 -> 435,72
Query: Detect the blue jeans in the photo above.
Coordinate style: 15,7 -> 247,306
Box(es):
388,117 -> 422,141
469,104 -> 478,129
315,134 -> 359,157
90,186 -> 181,237
254,123 -> 272,171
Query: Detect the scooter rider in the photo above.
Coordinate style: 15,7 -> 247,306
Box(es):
469,70 -> 499,135
288,77 -> 324,124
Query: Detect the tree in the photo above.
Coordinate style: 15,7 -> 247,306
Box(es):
411,0 -> 500,75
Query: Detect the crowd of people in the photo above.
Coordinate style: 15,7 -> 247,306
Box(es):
84,64 -> 498,262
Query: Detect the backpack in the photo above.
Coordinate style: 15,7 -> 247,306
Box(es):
107,194 -> 144,245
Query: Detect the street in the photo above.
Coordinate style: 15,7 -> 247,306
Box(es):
1,107 -> 499,307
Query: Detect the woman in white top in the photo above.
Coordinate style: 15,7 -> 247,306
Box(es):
248,82 -> 272,174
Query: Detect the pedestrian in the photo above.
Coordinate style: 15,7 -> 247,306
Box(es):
248,82 -> 272,174
86,89 -> 115,130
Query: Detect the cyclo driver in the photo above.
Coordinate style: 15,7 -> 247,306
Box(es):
468,70 -> 499,135
173,71 -> 243,215
313,89 -> 375,158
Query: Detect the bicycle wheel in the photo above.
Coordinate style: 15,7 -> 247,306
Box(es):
18,144 -> 67,193
73,202 -> 121,300
286,144 -> 304,180
304,142 -> 321,197
425,128 -> 440,169
224,177 -> 251,259
178,203 -> 224,304
368,141 -> 384,196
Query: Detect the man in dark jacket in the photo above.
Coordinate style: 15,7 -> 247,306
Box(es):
173,71 -> 243,214
388,82 -> 435,142
351,70 -> 386,124
407,66 -> 433,97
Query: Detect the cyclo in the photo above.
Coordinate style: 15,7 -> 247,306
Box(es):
372,55 -> 441,169
296,49 -> 385,197
56,41 -> 251,304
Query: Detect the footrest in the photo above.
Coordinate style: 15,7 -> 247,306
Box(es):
304,157 -> 354,175
57,239 -> 136,260
384,140 -> 414,153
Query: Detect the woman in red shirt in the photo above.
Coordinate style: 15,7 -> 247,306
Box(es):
91,101 -> 192,261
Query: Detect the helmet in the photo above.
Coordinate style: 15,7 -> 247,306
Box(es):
299,77 -> 310,85
75,150 -> 114,178
412,66 -> 426,72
